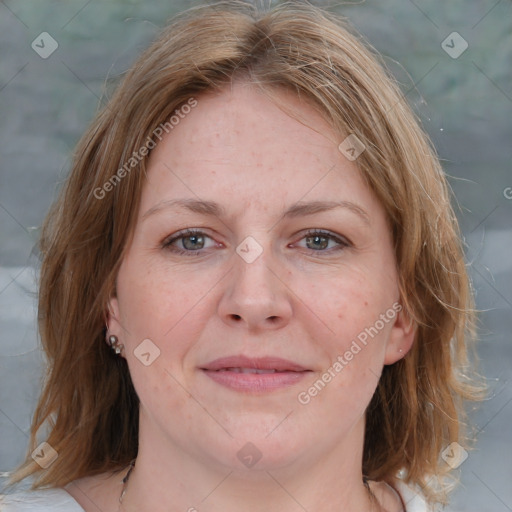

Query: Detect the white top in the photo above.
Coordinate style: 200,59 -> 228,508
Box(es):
0,488 -> 84,511
0,481 -> 436,511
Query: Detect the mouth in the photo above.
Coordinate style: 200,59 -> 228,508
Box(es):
201,355 -> 309,372
200,356 -> 312,392
214,368 -> 296,374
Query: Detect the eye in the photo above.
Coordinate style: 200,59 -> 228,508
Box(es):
295,229 -> 351,253
162,228 -> 350,257
162,229 -> 218,255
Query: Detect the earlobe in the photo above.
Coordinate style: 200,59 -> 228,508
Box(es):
384,306 -> 416,365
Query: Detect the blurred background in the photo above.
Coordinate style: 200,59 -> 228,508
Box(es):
0,1 -> 511,510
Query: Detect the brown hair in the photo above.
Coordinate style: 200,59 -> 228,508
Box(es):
10,0 -> 483,505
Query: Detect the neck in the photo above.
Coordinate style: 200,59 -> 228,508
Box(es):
118,419 -> 380,512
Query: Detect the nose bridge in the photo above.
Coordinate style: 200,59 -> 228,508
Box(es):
235,242 -> 276,298
217,233 -> 293,330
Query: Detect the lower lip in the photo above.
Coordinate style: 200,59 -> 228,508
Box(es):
201,369 -> 309,392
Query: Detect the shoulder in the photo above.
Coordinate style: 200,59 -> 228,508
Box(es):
371,478 -> 450,512
0,488 -> 85,512
394,479 -> 458,512
369,479 -> 430,512
394,479 -> 431,512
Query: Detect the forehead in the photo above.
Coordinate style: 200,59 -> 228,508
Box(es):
140,82 -> 377,221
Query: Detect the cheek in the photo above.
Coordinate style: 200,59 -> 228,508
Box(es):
127,356 -> 195,433
115,254 -> 219,342
298,267 -> 394,402
114,259 -> 201,413
301,267 -> 393,342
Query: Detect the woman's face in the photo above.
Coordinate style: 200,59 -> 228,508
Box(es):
108,82 -> 414,474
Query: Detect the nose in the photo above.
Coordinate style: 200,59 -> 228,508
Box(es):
217,243 -> 293,332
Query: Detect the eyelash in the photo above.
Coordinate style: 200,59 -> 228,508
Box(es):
162,228 -> 351,257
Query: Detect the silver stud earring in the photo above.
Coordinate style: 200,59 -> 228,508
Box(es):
108,334 -> 124,355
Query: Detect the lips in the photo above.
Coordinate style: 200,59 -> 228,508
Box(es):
200,355 -> 311,392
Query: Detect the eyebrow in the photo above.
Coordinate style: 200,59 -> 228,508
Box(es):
142,198 -> 370,226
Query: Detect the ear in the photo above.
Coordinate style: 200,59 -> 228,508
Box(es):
106,294 -> 122,337
384,304 -> 416,365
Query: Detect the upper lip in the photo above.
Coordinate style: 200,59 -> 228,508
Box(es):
201,355 -> 310,372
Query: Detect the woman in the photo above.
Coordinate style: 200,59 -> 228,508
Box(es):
1,1 -> 482,510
